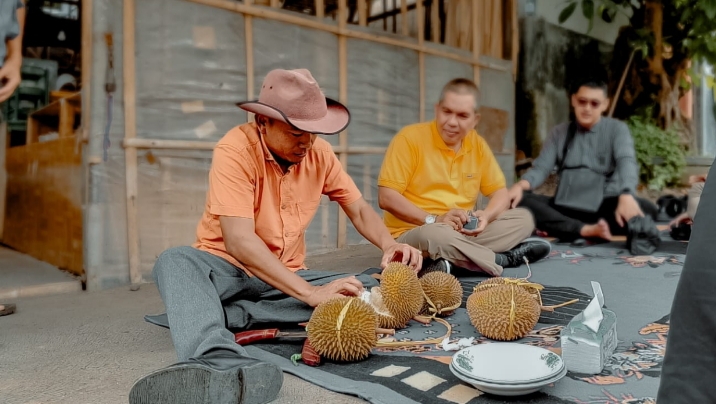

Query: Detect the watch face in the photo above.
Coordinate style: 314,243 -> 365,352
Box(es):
426,215 -> 436,224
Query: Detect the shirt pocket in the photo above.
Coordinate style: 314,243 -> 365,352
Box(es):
462,173 -> 481,198
297,198 -> 322,231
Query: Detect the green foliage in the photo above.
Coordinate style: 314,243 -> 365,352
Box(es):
626,112 -> 686,190
559,0 -> 716,67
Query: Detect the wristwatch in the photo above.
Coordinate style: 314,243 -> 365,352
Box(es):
425,214 -> 437,224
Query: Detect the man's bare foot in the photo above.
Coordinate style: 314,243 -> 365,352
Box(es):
580,219 -> 612,241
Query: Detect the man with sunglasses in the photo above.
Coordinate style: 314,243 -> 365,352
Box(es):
507,78 -> 657,242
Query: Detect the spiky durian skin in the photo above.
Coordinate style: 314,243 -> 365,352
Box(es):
473,277 -> 541,301
306,297 -> 378,362
380,262 -> 424,326
466,284 -> 540,341
419,271 -> 463,317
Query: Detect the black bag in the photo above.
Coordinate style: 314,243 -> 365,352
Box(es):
626,215 -> 661,255
553,122 -> 606,213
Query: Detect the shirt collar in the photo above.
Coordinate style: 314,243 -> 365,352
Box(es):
579,118 -> 603,134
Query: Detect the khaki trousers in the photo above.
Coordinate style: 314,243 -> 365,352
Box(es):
397,208 -> 535,277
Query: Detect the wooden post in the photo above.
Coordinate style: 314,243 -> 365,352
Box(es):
81,0 -> 93,143
491,0 -> 502,58
270,0 -> 279,7
315,0 -> 324,18
511,0 -> 519,80
472,0 -> 481,86
417,0 -> 425,121
337,0 -> 348,248
430,0 -> 440,43
245,0 -> 255,120
400,0 -> 408,36
358,0 -> 367,26
123,0 -> 141,290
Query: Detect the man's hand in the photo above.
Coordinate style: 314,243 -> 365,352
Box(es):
380,242 -> 423,272
615,194 -> 644,227
507,184 -> 524,208
0,61 -> 21,103
460,210 -> 488,236
303,276 -> 366,307
436,209 -> 469,231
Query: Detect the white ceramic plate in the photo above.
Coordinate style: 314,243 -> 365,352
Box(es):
450,343 -> 564,385
449,363 -> 567,396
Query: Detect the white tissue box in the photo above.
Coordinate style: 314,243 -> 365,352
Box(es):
560,308 -> 617,374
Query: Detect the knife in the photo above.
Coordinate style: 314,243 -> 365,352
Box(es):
234,329 -> 308,345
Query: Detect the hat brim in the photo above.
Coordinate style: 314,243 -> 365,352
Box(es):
236,97 -> 350,135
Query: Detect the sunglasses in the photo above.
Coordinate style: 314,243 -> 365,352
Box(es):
576,98 -> 602,109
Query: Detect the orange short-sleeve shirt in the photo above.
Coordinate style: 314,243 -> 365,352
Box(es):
193,122 -> 362,275
377,121 -> 506,238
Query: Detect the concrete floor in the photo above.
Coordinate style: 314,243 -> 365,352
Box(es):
1,244 -> 383,404
0,246 -> 82,301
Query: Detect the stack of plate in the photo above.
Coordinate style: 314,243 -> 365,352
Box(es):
449,343 -> 567,396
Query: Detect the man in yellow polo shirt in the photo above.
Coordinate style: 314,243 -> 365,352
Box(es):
378,78 -> 551,277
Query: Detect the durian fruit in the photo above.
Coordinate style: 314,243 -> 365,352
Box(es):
419,271 -> 463,317
306,296 -> 378,362
368,262 -> 424,329
466,283 -> 541,341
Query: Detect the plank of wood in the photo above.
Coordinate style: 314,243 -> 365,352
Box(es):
3,138 -> 84,275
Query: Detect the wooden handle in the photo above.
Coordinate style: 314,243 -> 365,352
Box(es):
234,329 -> 280,345
301,338 -> 322,367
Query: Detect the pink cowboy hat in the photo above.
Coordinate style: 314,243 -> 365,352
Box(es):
236,69 -> 350,135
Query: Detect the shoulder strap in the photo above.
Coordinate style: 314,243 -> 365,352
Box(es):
558,121 -> 577,173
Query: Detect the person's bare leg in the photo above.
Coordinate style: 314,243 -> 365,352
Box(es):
580,219 -> 612,240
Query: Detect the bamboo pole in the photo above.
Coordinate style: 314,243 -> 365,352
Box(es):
123,0 -> 141,290
401,0 -> 408,36
182,0 -> 509,72
337,0 -> 348,248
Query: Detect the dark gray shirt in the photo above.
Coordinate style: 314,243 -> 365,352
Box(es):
521,117 -> 639,197
0,0 -> 24,67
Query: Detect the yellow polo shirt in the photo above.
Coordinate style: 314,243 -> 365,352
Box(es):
378,121 -> 506,238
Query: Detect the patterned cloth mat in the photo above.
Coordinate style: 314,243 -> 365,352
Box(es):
250,239 -> 686,404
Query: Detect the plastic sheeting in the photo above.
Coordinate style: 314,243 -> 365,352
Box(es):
85,0 -> 516,287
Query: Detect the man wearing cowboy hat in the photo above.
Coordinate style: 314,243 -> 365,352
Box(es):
129,69 -> 423,404
378,78 -> 551,277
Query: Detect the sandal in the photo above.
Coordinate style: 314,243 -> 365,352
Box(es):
0,303 -> 16,316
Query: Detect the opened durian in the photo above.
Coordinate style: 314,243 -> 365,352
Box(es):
306,296 -> 378,362
419,271 -> 463,317
466,283 -> 540,341
367,262 -> 424,329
